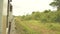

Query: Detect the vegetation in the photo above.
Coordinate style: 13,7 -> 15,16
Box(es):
50,0 -> 60,10
16,10 -> 60,23
15,10 -> 60,34
14,0 -> 60,34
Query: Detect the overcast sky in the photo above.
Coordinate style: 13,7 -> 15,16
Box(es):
12,0 -> 56,16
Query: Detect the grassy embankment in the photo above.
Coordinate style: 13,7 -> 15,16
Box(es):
15,17 -> 60,34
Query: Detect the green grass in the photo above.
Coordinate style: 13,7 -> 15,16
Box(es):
15,18 -> 60,34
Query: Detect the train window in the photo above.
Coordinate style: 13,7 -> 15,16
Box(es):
10,4 -> 12,12
9,0 -> 12,2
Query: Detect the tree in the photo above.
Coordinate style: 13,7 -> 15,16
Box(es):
44,10 -> 51,13
50,0 -> 60,10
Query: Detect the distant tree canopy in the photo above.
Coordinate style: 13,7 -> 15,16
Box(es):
44,10 -> 51,13
15,10 -> 60,23
50,0 -> 60,10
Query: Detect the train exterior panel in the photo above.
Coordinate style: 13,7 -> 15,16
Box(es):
0,0 -> 16,34
0,0 -> 8,34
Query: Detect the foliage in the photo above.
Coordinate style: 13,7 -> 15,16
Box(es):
50,0 -> 60,10
15,18 -> 60,34
17,10 -> 60,23
14,10 -> 60,34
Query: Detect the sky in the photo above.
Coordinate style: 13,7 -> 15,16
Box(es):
12,0 -> 56,16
